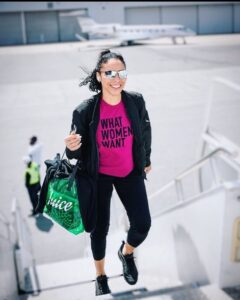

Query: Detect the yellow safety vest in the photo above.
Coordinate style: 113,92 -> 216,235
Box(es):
25,162 -> 40,185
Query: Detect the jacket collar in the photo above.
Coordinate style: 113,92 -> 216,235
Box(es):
122,90 -> 141,139
89,92 -> 101,125
90,90 -> 138,133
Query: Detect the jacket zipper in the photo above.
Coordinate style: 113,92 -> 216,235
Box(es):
90,97 -> 100,178
95,140 -> 99,177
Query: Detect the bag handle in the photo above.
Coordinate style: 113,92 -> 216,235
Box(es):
66,124 -> 82,190
60,123 -> 77,160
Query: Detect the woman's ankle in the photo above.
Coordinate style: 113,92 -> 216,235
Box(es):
96,272 -> 106,277
123,243 -> 134,255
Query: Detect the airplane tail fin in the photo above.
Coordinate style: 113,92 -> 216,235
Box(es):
77,17 -> 97,32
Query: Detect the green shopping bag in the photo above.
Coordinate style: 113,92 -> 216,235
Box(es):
43,159 -> 85,235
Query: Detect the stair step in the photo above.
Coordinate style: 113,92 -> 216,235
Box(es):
110,283 -> 208,299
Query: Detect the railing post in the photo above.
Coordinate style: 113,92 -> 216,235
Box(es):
11,198 -> 20,248
209,156 -> 220,186
175,179 -> 184,203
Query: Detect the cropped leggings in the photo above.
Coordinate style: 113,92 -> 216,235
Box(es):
90,170 -> 151,261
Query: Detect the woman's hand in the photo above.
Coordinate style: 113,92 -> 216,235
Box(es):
64,131 -> 82,151
144,165 -> 152,174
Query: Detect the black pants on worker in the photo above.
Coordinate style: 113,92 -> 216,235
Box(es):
27,183 -> 41,212
90,170 -> 151,261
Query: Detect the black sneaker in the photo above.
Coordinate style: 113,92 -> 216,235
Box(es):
118,241 -> 138,285
95,275 -> 111,296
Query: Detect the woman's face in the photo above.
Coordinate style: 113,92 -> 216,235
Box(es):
97,58 -> 127,98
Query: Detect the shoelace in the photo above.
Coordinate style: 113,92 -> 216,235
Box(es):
97,276 -> 109,293
124,254 -> 136,272
98,285 -> 103,293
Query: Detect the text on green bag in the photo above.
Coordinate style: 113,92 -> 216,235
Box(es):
47,196 -> 73,211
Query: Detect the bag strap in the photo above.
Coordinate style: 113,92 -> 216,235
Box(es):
67,159 -> 80,190
56,147 -> 81,191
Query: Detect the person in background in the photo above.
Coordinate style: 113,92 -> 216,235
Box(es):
28,136 -> 43,167
64,49 -> 152,296
23,155 -> 41,216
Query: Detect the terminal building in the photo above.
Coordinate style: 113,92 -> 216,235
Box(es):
0,1 -> 240,45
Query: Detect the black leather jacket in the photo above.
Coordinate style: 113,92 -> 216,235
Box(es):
66,90 -> 152,179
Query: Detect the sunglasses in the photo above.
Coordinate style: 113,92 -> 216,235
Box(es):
101,70 -> 128,79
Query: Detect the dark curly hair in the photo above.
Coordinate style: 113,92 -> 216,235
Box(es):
79,49 -> 126,93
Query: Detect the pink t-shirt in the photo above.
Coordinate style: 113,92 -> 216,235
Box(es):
96,99 -> 134,177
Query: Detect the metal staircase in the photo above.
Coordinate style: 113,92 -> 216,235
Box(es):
2,77 -> 240,300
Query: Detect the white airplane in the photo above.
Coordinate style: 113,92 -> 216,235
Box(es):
76,17 -> 196,45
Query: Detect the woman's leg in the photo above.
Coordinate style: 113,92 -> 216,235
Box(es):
94,258 -> 106,276
90,174 -> 113,276
115,174 -> 151,285
114,174 -> 151,249
122,242 -> 135,255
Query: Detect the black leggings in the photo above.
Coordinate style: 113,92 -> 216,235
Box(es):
90,170 -> 151,261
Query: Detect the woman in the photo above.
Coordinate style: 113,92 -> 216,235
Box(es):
64,49 -> 152,296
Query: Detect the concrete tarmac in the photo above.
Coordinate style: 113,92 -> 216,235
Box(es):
0,34 -> 240,265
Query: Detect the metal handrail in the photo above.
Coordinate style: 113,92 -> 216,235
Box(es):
11,197 -> 39,293
0,211 -> 9,226
149,147 -> 240,218
199,129 -> 240,192
149,147 -> 237,200
0,212 -> 11,241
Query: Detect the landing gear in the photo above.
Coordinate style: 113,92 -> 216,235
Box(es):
171,37 -> 177,45
120,40 -> 134,46
171,37 -> 187,45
